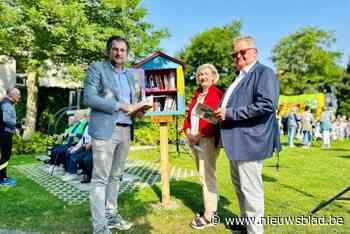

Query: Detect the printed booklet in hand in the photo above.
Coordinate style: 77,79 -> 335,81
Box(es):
193,103 -> 219,124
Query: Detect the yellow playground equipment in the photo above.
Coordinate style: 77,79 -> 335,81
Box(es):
278,93 -> 325,119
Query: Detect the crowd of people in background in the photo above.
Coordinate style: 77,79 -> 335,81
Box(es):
280,105 -> 350,149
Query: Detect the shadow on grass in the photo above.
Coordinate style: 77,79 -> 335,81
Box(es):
281,142 -> 304,147
265,164 -> 290,169
281,184 -> 315,198
169,150 -> 191,157
151,180 -> 238,221
338,155 -> 350,160
309,186 -> 350,215
262,174 -> 278,183
328,148 -> 350,152
119,187 -> 154,234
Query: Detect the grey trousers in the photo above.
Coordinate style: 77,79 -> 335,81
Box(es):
229,160 -> 264,234
90,125 -> 130,231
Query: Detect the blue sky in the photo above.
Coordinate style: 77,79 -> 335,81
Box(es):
142,0 -> 350,69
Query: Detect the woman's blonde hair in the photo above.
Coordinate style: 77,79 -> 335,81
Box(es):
195,63 -> 219,84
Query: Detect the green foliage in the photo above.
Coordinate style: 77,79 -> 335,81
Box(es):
133,120 -> 159,145
337,59 -> 350,116
15,86 -> 71,132
271,26 -> 350,115
13,132 -> 57,154
0,0 -> 169,76
177,20 -> 241,101
35,87 -> 71,132
133,117 -> 184,145
1,0 -> 169,137
271,26 -> 344,95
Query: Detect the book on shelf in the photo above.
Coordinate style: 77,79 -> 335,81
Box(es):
164,96 -> 171,111
163,75 -> 169,89
127,95 -> 154,116
193,103 -> 219,124
149,95 -> 177,112
146,75 -> 157,89
164,96 -> 177,111
168,71 -> 176,90
159,75 -> 165,89
171,98 -> 177,110
145,71 -> 177,91
152,95 -> 165,112
153,99 -> 161,112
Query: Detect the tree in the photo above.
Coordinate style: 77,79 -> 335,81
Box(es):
177,20 -> 241,100
0,0 -> 169,139
337,59 -> 350,116
271,27 -> 344,95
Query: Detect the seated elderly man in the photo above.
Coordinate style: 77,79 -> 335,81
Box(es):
48,111 -> 88,167
62,119 -> 92,182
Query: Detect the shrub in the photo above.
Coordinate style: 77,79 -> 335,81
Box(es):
13,132 -> 57,155
133,117 -> 185,145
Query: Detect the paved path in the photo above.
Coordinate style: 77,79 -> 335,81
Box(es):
0,230 -> 38,234
15,159 -> 198,205
129,145 -> 156,151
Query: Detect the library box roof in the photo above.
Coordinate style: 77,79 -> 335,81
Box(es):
134,51 -> 186,71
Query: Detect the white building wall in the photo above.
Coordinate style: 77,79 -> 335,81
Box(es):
0,55 -> 16,100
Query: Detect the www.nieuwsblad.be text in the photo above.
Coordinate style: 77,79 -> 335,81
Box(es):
211,215 -> 345,226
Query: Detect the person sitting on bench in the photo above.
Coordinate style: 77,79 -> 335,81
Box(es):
48,112 -> 88,168
62,122 -> 92,182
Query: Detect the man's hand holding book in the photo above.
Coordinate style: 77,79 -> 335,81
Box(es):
119,96 -> 153,119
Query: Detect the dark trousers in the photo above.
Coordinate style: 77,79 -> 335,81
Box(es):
0,132 -> 13,181
66,148 -> 92,181
48,143 -> 71,168
65,147 -> 86,174
82,152 -> 92,180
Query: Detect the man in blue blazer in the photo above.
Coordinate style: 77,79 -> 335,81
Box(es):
215,36 -> 280,234
84,36 -> 143,234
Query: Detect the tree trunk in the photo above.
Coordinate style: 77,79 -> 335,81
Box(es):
23,71 -> 38,140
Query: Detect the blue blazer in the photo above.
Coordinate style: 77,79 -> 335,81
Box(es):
83,61 -> 140,140
220,62 -> 281,161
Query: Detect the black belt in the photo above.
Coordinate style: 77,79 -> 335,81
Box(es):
116,123 -> 131,127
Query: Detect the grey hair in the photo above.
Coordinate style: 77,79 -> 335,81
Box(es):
195,63 -> 220,84
233,35 -> 256,48
7,88 -> 20,97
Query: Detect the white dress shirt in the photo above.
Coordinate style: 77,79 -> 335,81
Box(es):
74,125 -> 91,149
221,60 -> 257,108
190,93 -> 207,135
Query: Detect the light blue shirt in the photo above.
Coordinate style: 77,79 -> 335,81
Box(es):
112,66 -> 132,125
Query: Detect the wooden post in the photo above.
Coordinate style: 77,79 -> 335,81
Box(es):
159,121 -> 170,206
152,115 -> 174,206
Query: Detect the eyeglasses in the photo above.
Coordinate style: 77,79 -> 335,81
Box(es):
231,48 -> 256,59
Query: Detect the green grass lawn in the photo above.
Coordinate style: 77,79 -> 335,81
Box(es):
0,137 -> 349,234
